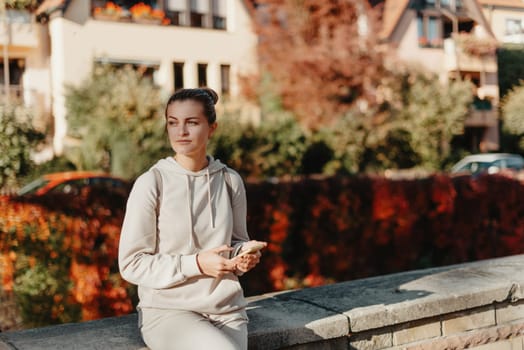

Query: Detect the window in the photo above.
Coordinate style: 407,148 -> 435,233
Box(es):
166,0 -> 188,26
504,19 -> 524,43
0,59 -> 25,100
220,64 -> 230,95
197,63 -> 207,87
0,59 -> 25,85
417,15 -> 442,47
173,62 -> 184,91
190,0 -> 208,27
212,0 -> 226,29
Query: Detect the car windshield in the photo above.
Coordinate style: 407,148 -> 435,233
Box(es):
17,178 -> 50,195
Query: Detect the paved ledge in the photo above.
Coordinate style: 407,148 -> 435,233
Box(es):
1,254 -> 523,350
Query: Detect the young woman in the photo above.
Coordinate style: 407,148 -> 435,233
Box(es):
119,88 -> 266,350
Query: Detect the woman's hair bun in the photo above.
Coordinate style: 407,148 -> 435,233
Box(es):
201,87 -> 219,105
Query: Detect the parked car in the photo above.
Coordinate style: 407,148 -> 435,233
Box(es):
17,171 -> 131,197
451,153 -> 524,175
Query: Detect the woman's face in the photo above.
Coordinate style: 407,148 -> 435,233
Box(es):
166,100 -> 217,159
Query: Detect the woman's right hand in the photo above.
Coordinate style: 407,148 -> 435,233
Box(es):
196,245 -> 237,278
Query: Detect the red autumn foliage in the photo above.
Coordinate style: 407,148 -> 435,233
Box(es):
240,173 -> 524,295
0,191 -> 133,326
246,0 -> 386,129
1,173 -> 523,327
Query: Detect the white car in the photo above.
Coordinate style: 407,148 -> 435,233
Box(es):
451,153 -> 524,175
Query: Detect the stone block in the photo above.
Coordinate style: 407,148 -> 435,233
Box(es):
511,336 -> 524,350
469,339 -> 512,350
348,328 -> 392,350
392,320 -> 441,345
284,337 -> 348,350
442,307 -> 496,335
247,296 -> 349,350
496,301 -> 524,324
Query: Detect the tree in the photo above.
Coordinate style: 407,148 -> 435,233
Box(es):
248,0 -> 386,130
5,0 -> 44,10
320,64 -> 474,172
501,81 -> 524,152
394,68 -> 474,169
65,64 -> 170,179
0,104 -> 44,189
497,45 -> 524,99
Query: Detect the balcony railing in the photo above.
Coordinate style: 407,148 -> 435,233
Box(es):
443,37 -> 498,73
465,107 -> 498,127
91,1 -> 227,30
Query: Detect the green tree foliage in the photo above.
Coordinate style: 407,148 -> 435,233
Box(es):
393,68 -> 474,169
65,64 -> 170,179
501,81 -> 524,151
0,104 -> 44,188
318,66 -> 473,172
211,77 -> 329,179
497,44 -> 524,99
213,65 -> 473,177
209,114 -> 313,179
5,0 -> 43,10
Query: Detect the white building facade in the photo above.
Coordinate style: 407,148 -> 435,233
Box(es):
2,0 -> 258,156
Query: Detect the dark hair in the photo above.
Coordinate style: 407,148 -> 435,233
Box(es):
165,88 -> 219,124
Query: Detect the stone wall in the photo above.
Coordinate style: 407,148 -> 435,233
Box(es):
1,254 -> 523,350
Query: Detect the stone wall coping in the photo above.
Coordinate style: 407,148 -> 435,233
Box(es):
1,254 -> 523,350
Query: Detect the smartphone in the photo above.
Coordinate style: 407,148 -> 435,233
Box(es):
236,241 -> 267,257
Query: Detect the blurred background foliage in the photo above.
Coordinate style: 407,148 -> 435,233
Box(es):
0,105 -> 44,189
501,81 -> 524,152
64,64 -> 171,180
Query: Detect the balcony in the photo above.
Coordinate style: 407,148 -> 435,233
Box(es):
464,106 -> 498,127
443,36 -> 498,73
91,1 -> 227,30
0,10 -> 38,48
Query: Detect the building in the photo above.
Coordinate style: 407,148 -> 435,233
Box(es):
478,0 -> 524,44
1,0 -> 257,156
379,0 -> 500,152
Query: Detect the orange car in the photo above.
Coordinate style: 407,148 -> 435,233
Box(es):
18,171 -> 130,197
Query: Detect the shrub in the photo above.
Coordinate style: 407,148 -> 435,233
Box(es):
241,173 -> 524,295
0,193 -> 134,327
0,104 -> 44,190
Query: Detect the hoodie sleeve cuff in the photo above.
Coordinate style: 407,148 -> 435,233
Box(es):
181,254 -> 202,278
231,242 -> 245,258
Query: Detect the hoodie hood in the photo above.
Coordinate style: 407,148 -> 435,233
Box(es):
151,156 -> 227,251
154,155 -> 226,176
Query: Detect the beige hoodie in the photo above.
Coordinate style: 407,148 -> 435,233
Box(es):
118,156 -> 249,314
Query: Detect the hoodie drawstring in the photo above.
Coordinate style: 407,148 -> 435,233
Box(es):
185,175 -> 194,250
206,168 -> 215,229
186,170 -> 215,250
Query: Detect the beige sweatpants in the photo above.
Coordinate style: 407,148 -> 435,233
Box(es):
139,307 -> 248,350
